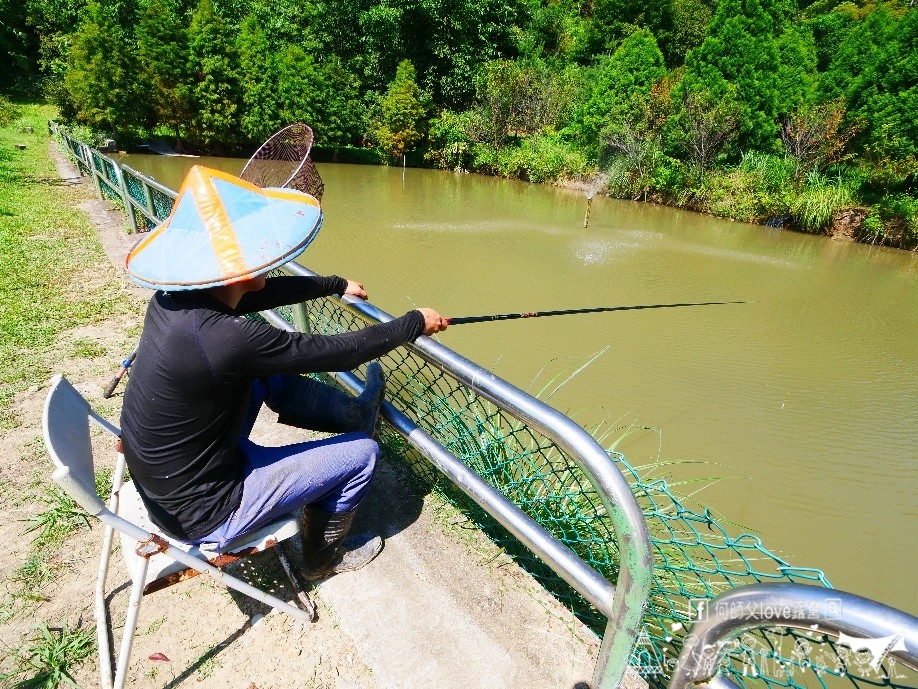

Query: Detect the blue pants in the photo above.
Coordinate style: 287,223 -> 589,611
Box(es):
192,376 -> 379,548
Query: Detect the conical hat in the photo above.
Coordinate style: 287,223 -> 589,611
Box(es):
126,165 -> 323,290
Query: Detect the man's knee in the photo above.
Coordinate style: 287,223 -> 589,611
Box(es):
351,436 -> 380,478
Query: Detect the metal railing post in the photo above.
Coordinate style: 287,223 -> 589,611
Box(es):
111,160 -> 138,234
292,303 -> 312,333
141,176 -> 156,222
85,144 -> 104,199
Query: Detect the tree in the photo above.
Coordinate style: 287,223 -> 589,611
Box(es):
668,0 -> 713,66
574,29 -> 666,157
371,60 -> 427,160
0,0 -> 39,88
237,15 -> 283,142
187,0 -> 242,150
774,24 -> 818,116
137,0 -> 193,150
469,59 -> 580,150
237,15 -> 364,147
671,85 -> 740,183
780,100 -> 856,180
312,0 -> 526,107
846,7 -> 918,166
275,49 -> 364,147
64,1 -> 148,137
817,5 -> 896,103
681,0 -> 794,152
575,0 -> 674,64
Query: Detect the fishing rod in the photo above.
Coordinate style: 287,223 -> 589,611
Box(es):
102,348 -> 137,398
446,301 -> 746,325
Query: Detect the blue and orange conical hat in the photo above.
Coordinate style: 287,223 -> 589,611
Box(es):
126,165 -> 323,290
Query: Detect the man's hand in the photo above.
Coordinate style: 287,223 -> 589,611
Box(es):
344,279 -> 368,300
416,308 -> 449,335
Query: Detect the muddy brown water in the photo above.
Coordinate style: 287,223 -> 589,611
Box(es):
119,154 -> 917,614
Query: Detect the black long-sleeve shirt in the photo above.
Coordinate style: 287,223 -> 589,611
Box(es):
120,275 -> 425,540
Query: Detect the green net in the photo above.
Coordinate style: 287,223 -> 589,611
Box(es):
123,168 -> 176,231
89,150 -> 125,207
272,291 -> 915,689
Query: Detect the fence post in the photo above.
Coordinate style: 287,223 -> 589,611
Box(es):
111,161 -> 139,234
292,303 -> 312,334
141,178 -> 156,226
85,145 -> 104,200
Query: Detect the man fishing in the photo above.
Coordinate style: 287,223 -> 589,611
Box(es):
120,165 -> 447,579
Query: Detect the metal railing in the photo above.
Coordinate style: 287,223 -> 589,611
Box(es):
49,121 -> 178,234
264,264 -> 654,689
49,122 -> 654,687
668,584 -> 918,689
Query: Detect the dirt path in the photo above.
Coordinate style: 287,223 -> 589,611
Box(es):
0,144 -> 614,689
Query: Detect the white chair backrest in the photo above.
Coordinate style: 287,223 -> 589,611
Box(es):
42,374 -> 108,516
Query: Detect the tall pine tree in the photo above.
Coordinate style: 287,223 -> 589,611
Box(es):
137,0 -> 193,150
681,0 -> 794,151
187,0 -> 241,150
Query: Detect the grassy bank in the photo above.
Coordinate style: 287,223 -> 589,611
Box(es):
0,98 -> 144,685
0,100 -> 137,426
423,134 -> 917,250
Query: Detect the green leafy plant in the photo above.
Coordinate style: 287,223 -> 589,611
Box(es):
789,175 -> 854,232
0,95 -> 20,127
0,622 -> 95,689
23,485 -> 92,549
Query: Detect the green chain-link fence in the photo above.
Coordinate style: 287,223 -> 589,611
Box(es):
123,167 -> 176,231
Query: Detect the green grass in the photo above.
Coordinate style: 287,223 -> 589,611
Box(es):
0,100 -> 133,419
23,485 -> 93,549
0,622 -> 95,689
3,467 -> 113,623
68,337 -> 107,359
0,101 -> 133,631
789,176 -> 855,233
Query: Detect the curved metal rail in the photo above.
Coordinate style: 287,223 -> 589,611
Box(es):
274,263 -> 654,689
668,583 -> 918,689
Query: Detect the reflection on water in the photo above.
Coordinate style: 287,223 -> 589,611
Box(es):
119,154 -> 918,613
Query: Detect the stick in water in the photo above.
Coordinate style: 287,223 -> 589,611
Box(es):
446,301 -> 746,325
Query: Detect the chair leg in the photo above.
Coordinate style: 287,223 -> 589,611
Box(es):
96,524 -> 116,689
272,542 -> 317,621
113,557 -> 149,689
98,446 -> 128,689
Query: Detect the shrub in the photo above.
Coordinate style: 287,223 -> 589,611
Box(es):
494,134 -> 589,183
425,109 -> 477,171
0,95 -> 20,127
789,176 -> 855,232
861,192 -> 918,247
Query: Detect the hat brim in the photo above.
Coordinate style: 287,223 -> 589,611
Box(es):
126,166 -> 323,291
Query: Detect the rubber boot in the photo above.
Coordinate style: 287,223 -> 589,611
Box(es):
275,362 -> 386,437
299,507 -> 383,581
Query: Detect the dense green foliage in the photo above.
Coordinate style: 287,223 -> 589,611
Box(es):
372,60 -> 428,160
3,0 -> 916,247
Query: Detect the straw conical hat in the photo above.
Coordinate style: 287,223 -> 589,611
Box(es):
126,165 -> 323,290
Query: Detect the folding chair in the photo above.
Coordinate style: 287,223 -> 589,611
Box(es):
42,374 -> 315,689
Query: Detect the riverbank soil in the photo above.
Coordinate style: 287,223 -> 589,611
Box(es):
828,206 -> 869,242
0,121 -> 619,688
